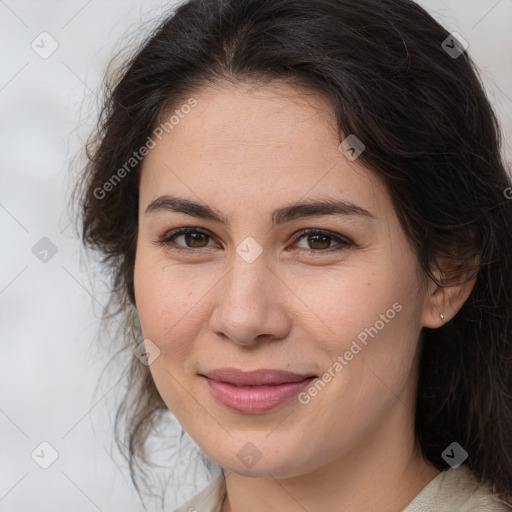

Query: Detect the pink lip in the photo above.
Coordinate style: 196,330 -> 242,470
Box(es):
200,368 -> 317,413
203,367 -> 315,386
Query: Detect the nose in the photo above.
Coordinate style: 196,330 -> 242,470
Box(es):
209,254 -> 291,347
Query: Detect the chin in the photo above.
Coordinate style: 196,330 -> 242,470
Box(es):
205,437 -> 312,480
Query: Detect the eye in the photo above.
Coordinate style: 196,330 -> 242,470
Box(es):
158,227 -> 352,255
290,229 -> 353,254
159,227 -> 216,251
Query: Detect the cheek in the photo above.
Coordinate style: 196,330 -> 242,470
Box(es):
133,249 -> 213,369
134,258 -> 165,339
134,247 -> 187,337
133,254 -> 195,414
303,259 -> 421,398
299,266 -> 405,351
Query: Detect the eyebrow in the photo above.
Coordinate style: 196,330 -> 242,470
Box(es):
145,195 -> 375,226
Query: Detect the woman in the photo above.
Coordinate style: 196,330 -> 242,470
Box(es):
76,0 -> 512,510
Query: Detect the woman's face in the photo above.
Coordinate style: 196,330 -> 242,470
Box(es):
134,81 -> 433,478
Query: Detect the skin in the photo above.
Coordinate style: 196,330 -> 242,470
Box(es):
133,80 -> 476,512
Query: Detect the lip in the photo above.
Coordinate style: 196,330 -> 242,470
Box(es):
200,368 -> 317,414
202,368 -> 316,386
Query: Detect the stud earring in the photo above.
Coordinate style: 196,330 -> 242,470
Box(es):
440,313 -> 445,321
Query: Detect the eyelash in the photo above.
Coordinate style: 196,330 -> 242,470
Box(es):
158,227 -> 353,255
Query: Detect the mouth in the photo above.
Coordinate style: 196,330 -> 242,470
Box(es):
200,367 -> 317,386
199,368 -> 317,413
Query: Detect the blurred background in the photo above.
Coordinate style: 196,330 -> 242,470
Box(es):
0,1 -> 511,510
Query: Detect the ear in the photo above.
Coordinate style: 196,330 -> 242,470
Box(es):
421,256 -> 480,328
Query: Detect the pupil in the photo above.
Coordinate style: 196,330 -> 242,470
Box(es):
309,234 -> 329,250
186,233 -> 207,247
183,233 -> 331,249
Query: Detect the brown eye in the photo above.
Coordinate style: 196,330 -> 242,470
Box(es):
306,233 -> 331,250
159,227 -> 352,255
160,228 -> 215,250
292,229 -> 352,253
181,232 -> 210,248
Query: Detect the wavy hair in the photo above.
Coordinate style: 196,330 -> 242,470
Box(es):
75,0 -> 512,507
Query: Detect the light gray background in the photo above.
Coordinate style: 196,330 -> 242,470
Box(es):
1,1 -> 511,511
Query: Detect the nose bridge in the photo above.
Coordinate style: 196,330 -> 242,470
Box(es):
210,246 -> 290,345
225,248 -> 270,307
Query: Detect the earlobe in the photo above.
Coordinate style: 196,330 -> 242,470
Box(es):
421,283 -> 447,329
421,262 -> 479,329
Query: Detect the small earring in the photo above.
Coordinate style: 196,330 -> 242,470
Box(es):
440,313 -> 445,321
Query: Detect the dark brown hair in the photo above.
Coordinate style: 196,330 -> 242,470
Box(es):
75,0 -> 512,507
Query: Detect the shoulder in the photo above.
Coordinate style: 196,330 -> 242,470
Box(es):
171,466 -> 511,512
403,465 -> 511,512
172,473 -> 227,512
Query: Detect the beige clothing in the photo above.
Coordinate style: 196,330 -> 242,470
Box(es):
173,465 -> 510,512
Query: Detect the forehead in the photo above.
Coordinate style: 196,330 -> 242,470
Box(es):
157,80 -> 338,154
140,81 -> 388,216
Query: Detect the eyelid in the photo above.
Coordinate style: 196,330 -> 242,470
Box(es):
158,227 -> 353,253
289,228 -> 353,248
159,227 -> 217,248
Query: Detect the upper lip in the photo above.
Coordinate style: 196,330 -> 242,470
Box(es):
202,368 -> 316,386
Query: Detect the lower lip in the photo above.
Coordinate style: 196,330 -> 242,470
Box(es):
203,376 -> 316,413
